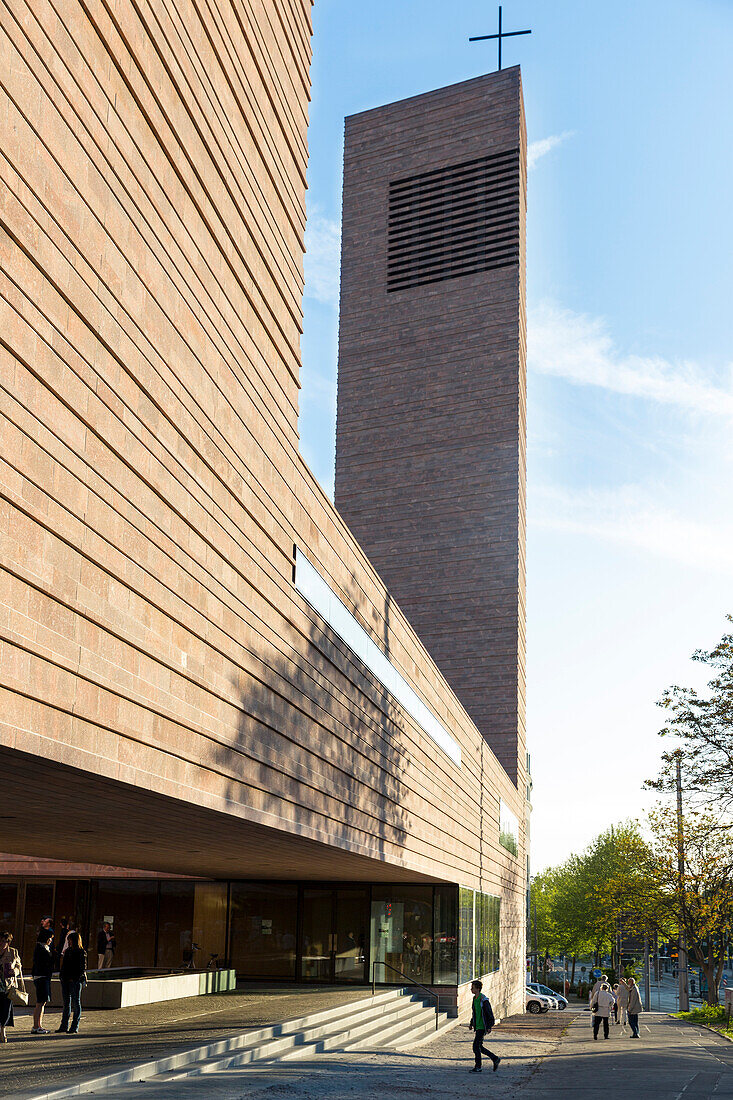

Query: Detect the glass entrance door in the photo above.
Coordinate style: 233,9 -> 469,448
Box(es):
300,887 -> 368,983
333,888 -> 367,982
300,889 -> 332,981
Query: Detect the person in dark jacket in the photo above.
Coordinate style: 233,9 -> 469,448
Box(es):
58,931 -> 87,1034
96,922 -> 116,969
36,916 -> 53,943
467,980 -> 501,1072
54,917 -> 69,970
31,931 -> 54,1034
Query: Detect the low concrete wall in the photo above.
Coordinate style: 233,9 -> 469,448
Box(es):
50,968 -> 236,1009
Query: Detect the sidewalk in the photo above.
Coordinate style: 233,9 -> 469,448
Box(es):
517,1010 -> 733,1098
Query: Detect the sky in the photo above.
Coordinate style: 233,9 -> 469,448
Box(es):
298,0 -> 733,873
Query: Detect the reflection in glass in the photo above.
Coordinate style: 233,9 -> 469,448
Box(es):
229,883 -> 297,979
157,883 -> 195,968
22,883 -> 54,970
0,885 -> 17,944
433,886 -> 458,984
301,889 -> 332,980
370,886 -> 433,984
458,887 -> 475,984
475,892 -> 500,976
92,880 -> 158,967
192,882 -> 227,968
334,889 -> 367,982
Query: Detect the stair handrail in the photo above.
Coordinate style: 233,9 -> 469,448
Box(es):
371,960 -> 441,1029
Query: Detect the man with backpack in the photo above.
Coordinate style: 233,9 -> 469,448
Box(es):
468,979 -> 501,1073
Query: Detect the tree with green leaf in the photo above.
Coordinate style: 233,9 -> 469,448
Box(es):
646,617 -> 733,815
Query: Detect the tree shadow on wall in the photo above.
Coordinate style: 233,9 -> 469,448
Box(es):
214,579 -> 413,875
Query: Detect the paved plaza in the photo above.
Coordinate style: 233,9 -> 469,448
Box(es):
11,1001 -> 733,1100
8,987 -> 375,1100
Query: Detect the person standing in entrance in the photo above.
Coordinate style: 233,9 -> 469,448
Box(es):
468,980 -> 500,1073
626,977 -> 643,1038
97,922 -> 116,969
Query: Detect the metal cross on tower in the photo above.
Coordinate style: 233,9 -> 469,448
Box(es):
469,6 -> 531,71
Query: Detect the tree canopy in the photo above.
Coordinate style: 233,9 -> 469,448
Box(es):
646,617 -> 733,815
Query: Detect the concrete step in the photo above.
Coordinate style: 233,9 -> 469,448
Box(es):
279,995 -> 435,1058
66,988 -> 448,1098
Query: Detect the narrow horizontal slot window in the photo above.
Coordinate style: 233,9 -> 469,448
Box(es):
294,549 -> 462,768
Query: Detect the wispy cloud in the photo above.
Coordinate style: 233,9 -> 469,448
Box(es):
304,208 -> 341,306
533,484 -> 733,575
529,301 -> 733,417
527,131 -> 574,170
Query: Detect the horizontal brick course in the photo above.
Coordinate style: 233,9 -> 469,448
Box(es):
335,70 -> 527,787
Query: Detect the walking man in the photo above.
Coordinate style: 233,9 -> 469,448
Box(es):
468,980 -> 500,1073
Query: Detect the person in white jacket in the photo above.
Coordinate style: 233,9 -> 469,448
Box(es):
591,982 -> 615,1040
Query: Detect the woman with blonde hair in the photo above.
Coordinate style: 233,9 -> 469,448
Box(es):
58,930 -> 88,1034
0,932 -> 24,1042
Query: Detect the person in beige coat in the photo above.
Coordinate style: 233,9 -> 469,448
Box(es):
591,982 -> 615,1040
0,933 -> 23,1043
626,978 -> 643,1038
616,978 -> 630,1026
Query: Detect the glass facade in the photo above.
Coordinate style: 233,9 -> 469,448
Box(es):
370,885 -> 433,983
499,800 -> 519,856
459,887 -> 500,982
476,893 -> 501,976
22,882 -> 54,969
157,882 -> 196,968
458,887 -> 475,985
0,878 -> 499,987
229,883 -> 298,979
433,885 -> 458,985
92,880 -> 159,967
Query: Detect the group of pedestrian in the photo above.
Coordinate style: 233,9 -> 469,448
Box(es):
30,917 -> 91,1036
589,973 -> 643,1040
0,915 -> 114,1040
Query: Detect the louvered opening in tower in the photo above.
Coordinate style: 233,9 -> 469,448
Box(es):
387,149 -> 520,291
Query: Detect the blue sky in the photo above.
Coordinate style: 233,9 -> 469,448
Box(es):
298,0 -> 733,871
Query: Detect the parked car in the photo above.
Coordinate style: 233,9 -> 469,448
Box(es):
527,982 -> 568,1010
525,987 -> 555,1014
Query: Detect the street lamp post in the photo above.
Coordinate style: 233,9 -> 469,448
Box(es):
676,752 -> 689,1012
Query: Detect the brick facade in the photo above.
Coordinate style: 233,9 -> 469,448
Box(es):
335,70 -> 527,786
0,2 -> 526,1014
